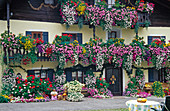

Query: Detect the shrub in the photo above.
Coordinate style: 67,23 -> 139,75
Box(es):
95,77 -> 109,94
152,81 -> 165,98
11,75 -> 53,99
64,80 -> 84,102
1,68 -> 16,95
0,95 -> 10,103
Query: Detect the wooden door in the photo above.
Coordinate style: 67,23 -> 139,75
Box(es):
105,67 -> 123,96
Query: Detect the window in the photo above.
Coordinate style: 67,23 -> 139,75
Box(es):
26,31 -> 48,44
108,31 -> 117,39
148,36 -> 166,45
94,0 -> 115,8
108,0 -> 115,8
44,0 -> 54,5
32,32 -> 43,40
106,28 -> 121,41
62,33 -> 82,44
27,69 -> 54,82
148,68 -> 166,83
65,70 -> 84,83
72,71 -> 84,83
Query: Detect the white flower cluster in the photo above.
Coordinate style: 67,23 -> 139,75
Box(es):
73,53 -> 78,66
62,5 -> 77,25
155,53 -> 165,70
96,53 -> 104,71
112,55 -> 117,63
2,69 -> 16,93
104,12 -> 113,31
135,55 -> 142,66
55,74 -> 66,86
85,75 -> 96,88
63,80 -> 84,102
124,53 -> 133,72
67,92 -> 84,102
59,54 -> 66,69
165,68 -> 170,82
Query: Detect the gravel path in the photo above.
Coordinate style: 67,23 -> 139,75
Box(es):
0,96 -> 165,111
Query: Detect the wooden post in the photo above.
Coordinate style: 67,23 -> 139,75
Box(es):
93,26 -> 95,39
7,1 -> 10,35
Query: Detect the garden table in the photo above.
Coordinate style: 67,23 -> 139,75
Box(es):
126,100 -> 161,111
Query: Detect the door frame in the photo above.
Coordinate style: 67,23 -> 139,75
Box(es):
105,66 -> 123,96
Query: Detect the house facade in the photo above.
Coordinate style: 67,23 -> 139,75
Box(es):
0,0 -> 170,96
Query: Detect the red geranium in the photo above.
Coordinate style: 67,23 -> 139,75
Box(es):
39,83 -> 41,85
100,83 -> 103,86
32,86 -> 35,88
17,81 -> 20,84
49,84 -> 52,88
31,81 -> 34,83
16,77 -> 19,80
140,0 -> 144,3
36,38 -> 44,44
99,78 -> 102,81
40,79 -> 43,82
19,86 -> 21,89
46,48 -> 52,56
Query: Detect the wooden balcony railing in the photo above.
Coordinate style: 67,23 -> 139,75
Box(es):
3,47 -> 50,64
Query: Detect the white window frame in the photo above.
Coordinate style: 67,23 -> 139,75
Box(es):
148,34 -> 166,44
108,0 -> 115,8
94,0 -> 115,8
106,27 -> 122,41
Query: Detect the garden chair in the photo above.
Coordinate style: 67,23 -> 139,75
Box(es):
151,96 -> 170,111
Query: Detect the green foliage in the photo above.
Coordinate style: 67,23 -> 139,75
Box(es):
0,95 -> 10,103
152,81 -> 165,98
11,75 -> 53,99
124,69 -> 145,97
53,34 -> 71,45
107,38 -> 125,47
1,68 -> 16,96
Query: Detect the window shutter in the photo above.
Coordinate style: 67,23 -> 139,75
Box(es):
148,69 -> 154,82
161,36 -> 166,44
77,33 -> 82,44
26,31 -> 32,38
27,70 -> 35,76
148,36 -> 152,45
66,70 -> 72,82
47,69 -> 54,82
43,32 -> 48,44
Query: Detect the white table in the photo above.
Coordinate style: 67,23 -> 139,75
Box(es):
126,100 -> 161,111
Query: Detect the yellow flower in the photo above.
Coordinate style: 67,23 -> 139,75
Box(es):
131,7 -> 135,10
82,47 -> 86,54
35,97 -> 44,100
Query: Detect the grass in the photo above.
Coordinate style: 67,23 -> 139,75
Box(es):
76,108 -> 128,111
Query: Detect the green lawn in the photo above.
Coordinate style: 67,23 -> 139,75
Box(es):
77,108 -> 128,111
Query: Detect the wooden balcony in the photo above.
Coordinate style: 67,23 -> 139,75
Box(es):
138,12 -> 151,27
3,47 -> 50,64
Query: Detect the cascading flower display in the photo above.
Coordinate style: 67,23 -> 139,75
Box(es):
1,68 -> 16,95
61,1 -> 77,26
137,2 -> 154,13
85,4 -> 137,31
